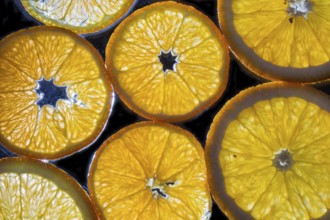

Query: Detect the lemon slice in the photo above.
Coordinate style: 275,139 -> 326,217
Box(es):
0,26 -> 112,159
206,82 -> 330,219
0,157 -> 97,219
106,1 -> 229,122
19,0 -> 136,34
218,0 -> 330,83
88,121 -> 211,219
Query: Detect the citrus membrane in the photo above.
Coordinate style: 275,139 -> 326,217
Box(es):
19,0 -> 136,34
106,1 -> 229,122
0,26 -> 112,159
206,82 -> 330,219
88,121 -> 211,219
0,157 -> 97,219
218,0 -> 330,83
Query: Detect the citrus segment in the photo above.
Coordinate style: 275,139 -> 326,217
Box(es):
106,1 -> 229,122
0,157 -> 97,219
0,35 -> 42,80
206,82 -> 330,219
0,105 -> 38,149
20,0 -> 136,34
0,59 -> 36,92
218,0 -> 330,82
30,33 -> 75,80
89,122 -> 211,219
0,27 -> 112,159
53,44 -> 101,85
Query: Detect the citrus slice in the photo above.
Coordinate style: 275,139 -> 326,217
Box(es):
218,0 -> 330,83
205,82 -> 330,219
0,26 -> 112,160
106,1 -> 229,122
19,0 -> 136,34
0,157 -> 97,219
88,121 -> 211,219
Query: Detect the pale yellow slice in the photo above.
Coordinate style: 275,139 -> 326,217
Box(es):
206,82 -> 330,219
0,157 -> 97,219
20,0 -> 136,34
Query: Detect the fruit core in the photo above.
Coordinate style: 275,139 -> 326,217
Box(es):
158,50 -> 178,74
34,78 -> 69,109
287,0 -> 312,18
146,177 -> 176,199
273,149 -> 294,171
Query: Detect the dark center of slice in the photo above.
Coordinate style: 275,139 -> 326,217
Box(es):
273,149 -> 294,171
287,0 -> 312,18
158,50 -> 178,73
35,78 -> 69,109
146,177 -> 176,199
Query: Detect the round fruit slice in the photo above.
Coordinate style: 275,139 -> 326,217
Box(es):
106,1 -> 229,122
0,157 -> 97,219
0,26 -> 112,160
88,121 -> 211,219
19,0 -> 136,34
206,82 -> 330,219
218,0 -> 330,83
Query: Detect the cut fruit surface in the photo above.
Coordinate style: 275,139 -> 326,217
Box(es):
218,0 -> 330,83
0,26 -> 112,159
19,0 -> 136,34
106,1 -> 229,122
88,121 -> 211,219
0,157 -> 97,219
205,82 -> 330,219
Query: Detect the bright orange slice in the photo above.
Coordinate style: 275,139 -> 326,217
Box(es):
88,121 -> 211,219
106,1 -> 229,122
0,157 -> 97,219
206,82 -> 330,219
0,26 -> 112,159
218,0 -> 330,83
19,0 -> 136,34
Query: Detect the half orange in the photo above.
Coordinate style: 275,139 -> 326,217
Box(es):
88,121 -> 211,219
0,26 -> 112,159
218,0 -> 330,83
106,1 -> 229,122
19,0 -> 136,34
0,157 -> 97,219
206,82 -> 330,219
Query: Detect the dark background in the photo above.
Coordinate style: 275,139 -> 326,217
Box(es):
0,0 -> 329,219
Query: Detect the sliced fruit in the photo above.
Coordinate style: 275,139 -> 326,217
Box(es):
106,1 -> 229,122
0,26 -> 112,159
0,157 -> 97,219
218,0 -> 330,83
19,0 -> 136,34
206,82 -> 330,219
88,121 -> 211,219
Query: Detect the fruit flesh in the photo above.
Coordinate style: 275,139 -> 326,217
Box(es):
231,0 -> 330,68
0,158 -> 97,219
89,122 -> 211,219
20,0 -> 136,34
206,83 -> 330,220
0,27 -> 111,159
107,2 -> 228,121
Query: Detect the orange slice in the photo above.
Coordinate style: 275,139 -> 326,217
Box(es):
106,1 -> 229,122
0,157 -> 97,219
88,121 -> 211,219
205,82 -> 330,219
0,26 -> 112,159
19,0 -> 136,34
218,0 -> 330,83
